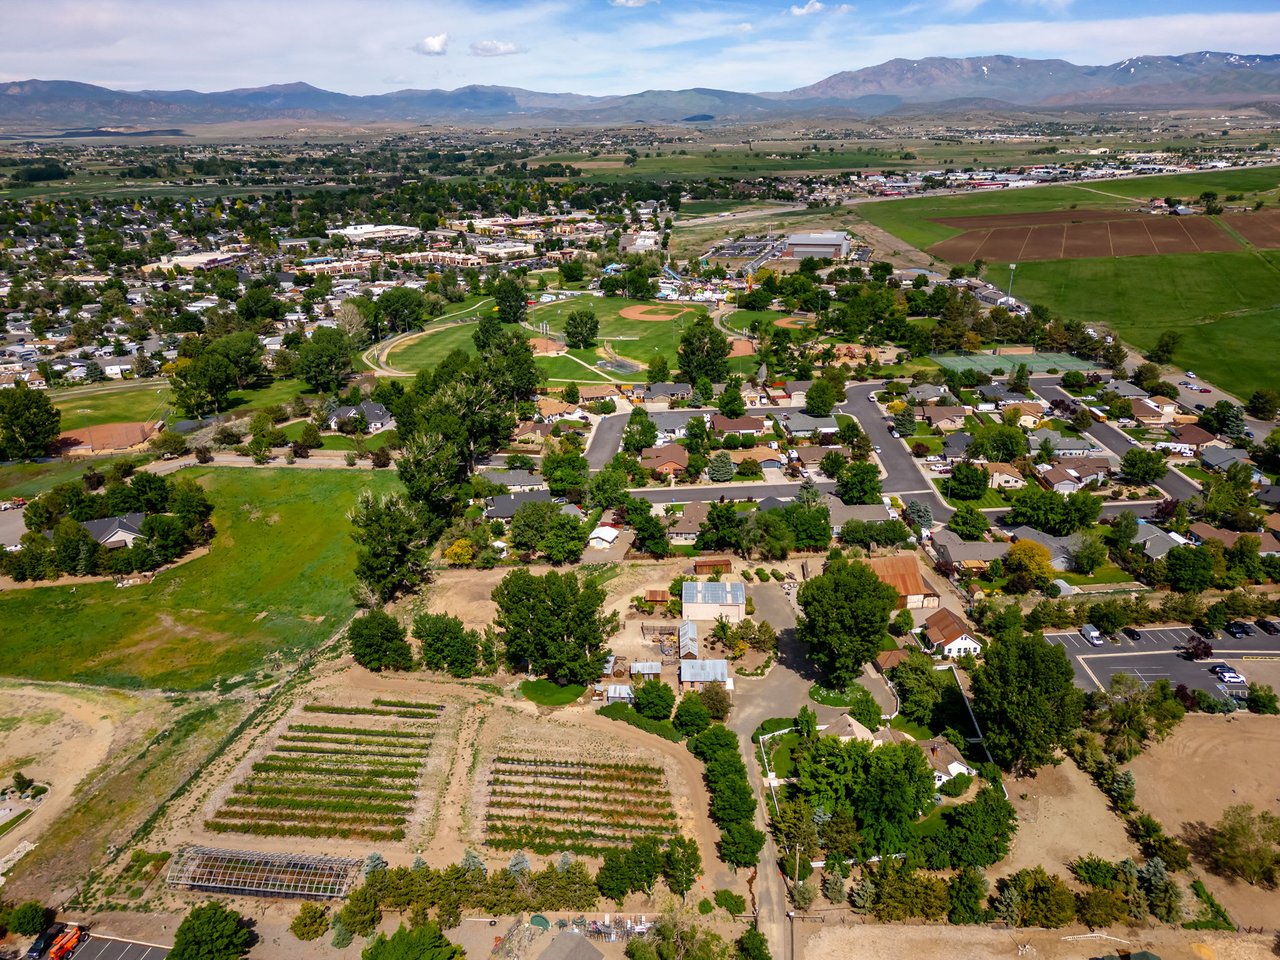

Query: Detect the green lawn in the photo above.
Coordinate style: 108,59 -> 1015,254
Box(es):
519,679 -> 586,706
767,732 -> 801,779
1176,463 -> 1214,485
0,467 -> 402,689
0,454 -> 152,500
531,297 -> 707,369
53,377 -> 314,431
536,354 -> 617,383
809,681 -> 877,708
981,251 -> 1280,399
385,322 -> 483,372
1059,563 -> 1136,587
932,478 -> 1010,510
280,421 -> 393,451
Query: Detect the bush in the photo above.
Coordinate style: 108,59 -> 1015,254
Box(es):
673,691 -> 712,737
289,903 -> 329,941
697,898 -> 714,915
938,772 -> 973,798
751,717 -> 793,743
348,610 -> 412,672
370,447 -> 392,468
598,702 -> 682,742
169,903 -> 251,960
714,888 -> 747,915
6,901 -> 46,936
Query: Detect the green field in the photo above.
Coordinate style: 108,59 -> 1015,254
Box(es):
857,167 -> 1280,251
0,454 -> 152,501
0,467 -> 401,689
983,252 -> 1280,398
53,377 -> 314,431
532,297 -> 704,370
385,322 -> 484,372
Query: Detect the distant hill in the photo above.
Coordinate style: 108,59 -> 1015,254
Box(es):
2,51 -> 1279,128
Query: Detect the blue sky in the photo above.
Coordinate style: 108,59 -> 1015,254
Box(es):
3,0 -> 1280,94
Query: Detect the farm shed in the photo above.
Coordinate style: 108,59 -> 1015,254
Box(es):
679,659 -> 733,694
694,557 -> 733,575
681,580 -> 746,622
865,555 -> 940,610
631,661 -> 663,682
606,684 -> 635,704
678,621 -> 699,659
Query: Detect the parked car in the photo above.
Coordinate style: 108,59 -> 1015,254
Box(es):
1198,387 -> 1212,394
891,430 -> 900,439
1255,618 -> 1280,636
1217,671 -> 1247,685
1226,620 -> 1256,639
26,925 -> 65,960
1122,627 -> 1142,641
873,445 -> 882,454
1194,403 -> 1207,412
1193,624 -> 1217,640
1081,623 -> 1104,646
1187,371 -> 1197,378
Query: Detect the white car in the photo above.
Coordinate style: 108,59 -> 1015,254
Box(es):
1217,671 -> 1246,685
1187,371 -> 1197,379
891,430 -> 901,439
873,445 -> 882,454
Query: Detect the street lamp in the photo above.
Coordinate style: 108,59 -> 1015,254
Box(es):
1007,262 -> 1017,300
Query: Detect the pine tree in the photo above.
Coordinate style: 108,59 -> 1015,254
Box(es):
508,850 -> 530,874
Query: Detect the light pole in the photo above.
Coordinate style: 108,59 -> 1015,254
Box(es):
1007,262 -> 1017,301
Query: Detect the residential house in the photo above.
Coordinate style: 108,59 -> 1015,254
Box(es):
536,397 -> 583,422
640,445 -> 689,476
780,412 -> 839,438
825,714 -> 878,743
823,494 -> 892,536
588,526 -> 620,549
483,490 -> 582,521
907,383 -> 953,406
984,462 -> 1027,490
79,512 -> 147,550
783,380 -> 814,405
921,608 -> 983,659
1131,523 -> 1188,561
916,406 -> 967,432
678,659 -> 734,694
929,528 -> 1010,576
874,648 -> 911,673
727,448 -> 783,470
652,412 -> 697,440
644,382 -> 694,404
668,501 -> 709,544
328,400 -> 394,433
1157,423 -> 1221,456
710,414 -> 766,437
1256,486 -> 1280,508
631,661 -> 663,682
942,432 -> 973,462
865,555 -> 940,609
976,383 -> 1021,406
1137,395 -> 1179,425
1107,380 -> 1150,400
1188,522 -> 1280,557
1036,457 -> 1110,494
477,469 -> 545,492
918,738 -> 976,789
1002,402 -> 1046,429
793,446 -> 848,470
681,580 -> 747,622
678,622 -> 699,659
1029,428 -> 1099,457
1201,447 -> 1261,482
1005,525 -> 1083,571
511,420 -> 553,445
577,384 -> 622,403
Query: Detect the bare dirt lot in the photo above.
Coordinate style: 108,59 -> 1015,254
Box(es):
997,756 -> 1140,880
1127,714 -> 1280,927
805,922 -> 1274,960
929,212 -> 1239,263
1223,209 -> 1280,247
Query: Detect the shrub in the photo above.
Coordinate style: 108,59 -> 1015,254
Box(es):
697,898 -> 714,915
289,903 -> 329,941
714,888 -> 747,915
938,772 -> 973,798
598,702 -> 682,742
7,902 -> 46,936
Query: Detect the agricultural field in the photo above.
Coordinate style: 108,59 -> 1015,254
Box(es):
0,466 -> 401,689
482,753 -> 679,856
207,699 -> 442,842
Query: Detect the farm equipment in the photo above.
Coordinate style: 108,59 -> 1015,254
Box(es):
48,926 -> 87,960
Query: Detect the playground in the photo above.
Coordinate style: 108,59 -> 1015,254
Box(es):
929,351 -> 1100,374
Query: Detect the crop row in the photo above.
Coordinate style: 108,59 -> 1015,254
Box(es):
303,705 -> 438,720
485,819 -> 673,854
289,724 -> 424,740
374,698 -> 445,711
486,775 -> 670,800
205,820 -> 406,841
488,766 -> 665,789
233,782 -> 415,800
279,734 -> 429,750
223,795 -> 411,816
493,755 -> 664,776
250,761 -> 420,781
486,812 -> 675,840
274,743 -> 423,760
211,807 -> 404,827
255,752 -> 421,771
488,785 -> 673,807
487,797 -> 677,824
240,771 -> 416,791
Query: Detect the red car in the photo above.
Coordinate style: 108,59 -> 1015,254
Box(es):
1198,387 -> 1211,394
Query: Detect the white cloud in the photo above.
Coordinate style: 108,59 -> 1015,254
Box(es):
610,0 -> 657,6
789,0 -> 824,14
470,39 -> 525,57
736,22 -> 754,32
410,33 -> 448,56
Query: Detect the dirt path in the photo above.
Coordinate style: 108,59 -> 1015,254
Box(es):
844,213 -> 936,270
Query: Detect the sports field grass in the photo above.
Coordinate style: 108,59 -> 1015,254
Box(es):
983,251 -> 1280,398
53,377 -> 314,431
385,322 -> 482,371
537,354 -> 616,383
532,297 -> 708,369
0,467 -> 401,689
856,167 -> 1280,251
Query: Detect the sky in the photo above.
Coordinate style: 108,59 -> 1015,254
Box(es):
3,0 -> 1280,95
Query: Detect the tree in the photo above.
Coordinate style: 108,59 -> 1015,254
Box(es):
362,923 -> 462,960
673,691 -> 712,737
1148,330 -> 1182,364
701,681 -> 731,721
904,499 -> 933,530
804,380 -> 837,417
635,680 -> 676,721
297,326 -> 351,393
493,569 -> 617,685
948,868 -> 990,924
797,556 -> 900,688
1165,545 -> 1215,593
994,867 -> 1076,928
716,382 -> 746,419
6,901 -> 47,936
168,903 -> 251,960
1072,533 -> 1108,575
1120,447 -> 1168,485
708,451 -> 735,482
971,631 -> 1082,775
208,330 -> 265,388
494,277 -> 527,326
289,903 -> 329,942
1200,804 -> 1280,887
662,836 -> 703,899
377,286 -> 425,333
1199,400 -> 1246,439
647,353 -> 670,383
349,490 -> 432,604
349,610 -> 413,672
171,352 -> 235,417
967,424 -> 1027,463
835,461 -> 881,505
891,652 -> 945,724
677,316 -> 730,384
1005,539 -> 1054,587
738,929 -> 771,960
946,460 -> 989,501
565,309 -> 600,349
946,503 -> 989,541
0,385 -> 61,461
540,514 -> 589,565
622,407 -> 658,454
1246,682 -> 1280,715
1246,389 -> 1280,421
415,612 -> 482,678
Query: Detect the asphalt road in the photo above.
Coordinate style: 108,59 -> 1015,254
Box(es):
628,480 -> 836,505
585,413 -> 627,470
1044,624 -> 1280,696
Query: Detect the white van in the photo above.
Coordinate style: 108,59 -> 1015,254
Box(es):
1081,624 -> 1104,646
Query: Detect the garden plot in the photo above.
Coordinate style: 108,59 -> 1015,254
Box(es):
482,753 -> 679,857
206,698 -> 442,842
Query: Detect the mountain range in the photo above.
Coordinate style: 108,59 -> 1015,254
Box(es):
2,52 -> 1280,129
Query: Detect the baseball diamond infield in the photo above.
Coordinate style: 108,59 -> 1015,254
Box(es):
618,304 -> 698,321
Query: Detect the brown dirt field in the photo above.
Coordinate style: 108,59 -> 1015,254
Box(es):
728,338 -> 756,357
1064,221 -> 1113,258
933,209 -> 1149,228
775,315 -> 817,329
1021,224 -> 1067,260
1144,218 -> 1203,254
1222,211 -> 1280,248
929,230 -> 990,263
1182,217 -> 1242,252
996,757 -> 1140,880
1126,714 -> 1280,927
972,227 -> 1033,262
804,923 -> 1274,960
619,305 -> 696,321
1108,219 -> 1159,256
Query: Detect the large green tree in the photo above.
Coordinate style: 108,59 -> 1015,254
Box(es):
564,309 -> 599,349
971,631 -> 1082,776
168,903 -> 252,960
297,327 -> 352,393
0,384 -> 61,460
493,569 -> 618,685
171,351 -> 235,417
493,277 -> 527,326
677,316 -> 730,384
362,923 -> 462,960
349,490 -> 433,604
349,610 -> 413,672
797,556 -> 899,687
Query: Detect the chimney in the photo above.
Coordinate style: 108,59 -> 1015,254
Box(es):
930,745 -> 939,756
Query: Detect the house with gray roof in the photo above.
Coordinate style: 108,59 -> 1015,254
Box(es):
484,491 -> 583,521
477,469 -> 545,492
678,659 -> 733,693
780,412 -> 839,438
643,382 -> 693,403
1200,447 -> 1260,480
907,383 -> 953,406
929,528 -> 1009,575
1004,525 -> 1083,571
1029,428 -> 1100,457
79,512 -> 147,550
651,412 -> 698,439
329,400 -> 393,433
942,432 -> 972,461
1131,523 -> 1189,561
1107,380 -> 1150,400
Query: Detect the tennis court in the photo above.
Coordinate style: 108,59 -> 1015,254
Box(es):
929,351 -> 1099,373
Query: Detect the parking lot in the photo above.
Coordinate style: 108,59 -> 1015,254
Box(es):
65,936 -> 168,960
1045,625 -> 1280,697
